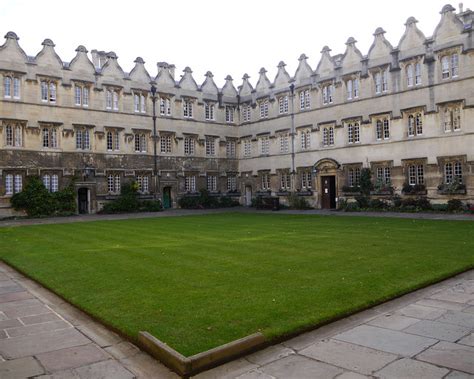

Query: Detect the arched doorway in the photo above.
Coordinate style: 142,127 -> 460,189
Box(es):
245,185 -> 252,206
78,188 -> 89,214
313,158 -> 340,209
163,186 -> 172,209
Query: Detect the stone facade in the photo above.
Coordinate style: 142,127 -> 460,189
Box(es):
1,4 -> 473,215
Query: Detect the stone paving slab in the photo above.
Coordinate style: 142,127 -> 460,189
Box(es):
0,356 -> 45,378
416,341 -> 474,374
367,313 -> 420,330
403,319 -> 471,342
375,357 -> 450,378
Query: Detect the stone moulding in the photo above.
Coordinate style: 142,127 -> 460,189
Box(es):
138,330 -> 266,377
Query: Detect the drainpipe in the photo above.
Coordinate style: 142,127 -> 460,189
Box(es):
289,83 -> 296,192
150,84 -> 158,199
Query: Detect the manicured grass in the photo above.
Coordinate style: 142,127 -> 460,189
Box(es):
0,213 -> 473,356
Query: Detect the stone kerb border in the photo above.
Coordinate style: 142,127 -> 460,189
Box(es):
138,330 -> 266,377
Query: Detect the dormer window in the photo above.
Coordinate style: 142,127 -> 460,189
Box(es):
346,79 -> 359,100
160,97 -> 171,116
183,99 -> 193,118
322,84 -> 334,105
40,80 -> 56,103
407,62 -> 422,87
375,69 -> 388,94
205,102 -> 215,121
441,53 -> 459,80
74,85 -> 89,107
278,95 -> 289,114
106,89 -> 119,111
225,106 -> 235,123
299,89 -> 311,110
4,76 -> 20,99
259,100 -> 269,119
242,104 -> 251,122
133,93 -> 146,113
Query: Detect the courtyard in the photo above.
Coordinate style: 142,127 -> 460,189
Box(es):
0,212 -> 472,360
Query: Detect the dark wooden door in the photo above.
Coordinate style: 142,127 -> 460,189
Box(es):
321,176 -> 336,209
78,188 -> 88,214
163,187 -> 171,209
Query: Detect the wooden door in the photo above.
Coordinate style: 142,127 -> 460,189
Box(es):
321,176 -> 336,209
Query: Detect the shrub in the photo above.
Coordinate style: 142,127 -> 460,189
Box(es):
219,196 -> 240,208
402,182 -> 426,194
345,202 -> 360,212
447,199 -> 464,212
11,176 -> 76,217
341,185 -> 360,193
355,195 -> 370,209
287,194 -> 312,210
337,198 -> 348,211
399,197 -> 431,211
391,195 -> 402,208
101,182 -> 162,213
369,198 -> 389,210
178,189 -> 239,209
359,168 -> 373,196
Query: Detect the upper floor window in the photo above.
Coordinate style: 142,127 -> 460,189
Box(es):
160,135 -> 172,153
225,106 -> 235,123
376,118 -> 390,140
106,89 -> 119,111
443,106 -> 461,132
259,136 -> 270,155
75,128 -> 90,150
42,126 -> 58,148
301,130 -> 311,150
205,102 -> 215,121
280,172 -> 291,191
347,122 -> 360,144
346,79 -> 359,100
259,100 -> 269,119
347,167 -> 361,187
444,161 -> 463,184
136,175 -> 149,194
375,70 -> 388,94
408,164 -> 424,186
226,140 -> 236,158
42,174 -> 59,193
5,173 -> 22,195
301,171 -> 312,190
322,126 -> 334,147
207,175 -> 217,192
107,174 -> 121,194
40,80 -> 56,103
242,104 -> 251,122
183,99 -> 193,118
160,97 -> 171,116
408,113 -> 423,137
261,173 -> 270,191
74,85 -> 89,107
278,96 -> 289,114
133,93 -> 146,113
280,134 -> 289,153
407,64 -> 414,87
135,133 -> 147,153
227,175 -> 237,192
185,175 -> 196,192
322,84 -> 334,105
4,76 -> 20,99
406,62 -> 422,87
205,137 -> 216,156
106,130 -> 120,151
243,139 -> 252,158
5,124 -> 23,147
299,89 -> 311,110
376,166 -> 391,185
184,136 -> 195,156
441,53 -> 459,79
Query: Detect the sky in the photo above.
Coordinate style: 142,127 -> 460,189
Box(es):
0,0 -> 468,87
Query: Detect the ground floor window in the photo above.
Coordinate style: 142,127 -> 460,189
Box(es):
261,173 -> 270,191
280,172 -> 291,191
408,165 -> 424,185
107,174 -> 121,194
376,167 -> 391,185
5,174 -> 22,195
227,175 -> 237,192
348,167 -> 361,187
445,161 -> 462,184
207,175 -> 217,192
136,175 -> 149,194
185,175 -> 196,192
42,174 -> 59,192
301,171 -> 312,190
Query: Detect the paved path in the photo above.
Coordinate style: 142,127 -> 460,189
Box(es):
0,263 -> 472,378
195,270 -> 474,379
0,261 -> 179,379
0,207 -> 472,228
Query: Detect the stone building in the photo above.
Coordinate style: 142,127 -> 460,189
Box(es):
0,4 -> 473,215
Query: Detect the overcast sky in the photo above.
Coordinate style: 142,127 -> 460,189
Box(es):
1,0 -> 468,87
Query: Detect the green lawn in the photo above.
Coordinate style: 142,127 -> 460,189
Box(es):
0,213 -> 473,356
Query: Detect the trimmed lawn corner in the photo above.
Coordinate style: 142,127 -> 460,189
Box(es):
0,213 -> 472,356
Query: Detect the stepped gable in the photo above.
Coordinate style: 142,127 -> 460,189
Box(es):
367,27 -> 393,68
293,54 -> 313,88
273,61 -> 291,93
200,71 -> 219,101
315,46 -> 335,81
341,37 -> 363,76
221,75 -> 238,104
128,57 -> 152,91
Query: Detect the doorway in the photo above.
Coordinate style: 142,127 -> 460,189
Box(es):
245,186 -> 252,206
78,188 -> 89,214
321,176 -> 336,209
163,186 -> 172,209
